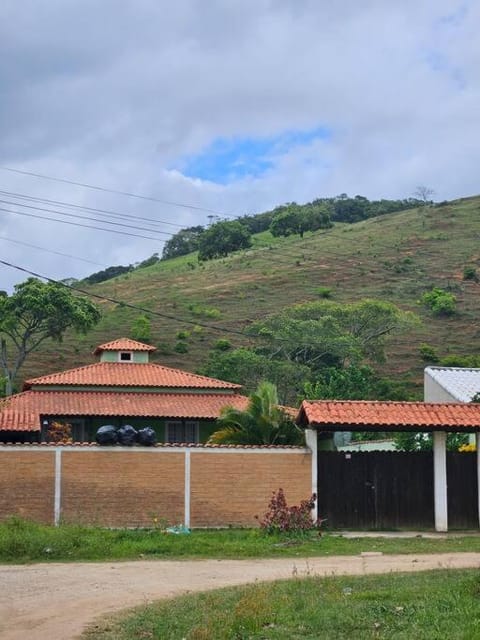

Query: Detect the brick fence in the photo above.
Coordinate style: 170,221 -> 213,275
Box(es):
0,445 -> 312,528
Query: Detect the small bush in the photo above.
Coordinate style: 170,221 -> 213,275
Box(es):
187,304 -> 221,319
420,288 -> 456,316
131,314 -> 151,343
214,339 -> 231,351
174,341 -> 189,353
463,265 -> 479,282
315,286 -> 332,299
176,330 -> 190,340
257,488 -> 318,535
419,343 -> 440,363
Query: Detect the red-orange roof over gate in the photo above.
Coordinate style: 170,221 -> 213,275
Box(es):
298,400 -> 480,430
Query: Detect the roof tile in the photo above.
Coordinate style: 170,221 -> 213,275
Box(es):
0,390 -> 249,432
299,400 -> 480,429
93,338 -> 156,354
24,362 -> 241,390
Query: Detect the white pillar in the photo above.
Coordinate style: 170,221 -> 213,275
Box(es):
305,429 -> 318,524
184,449 -> 191,529
433,431 -> 448,532
54,448 -> 62,527
476,433 -> 480,529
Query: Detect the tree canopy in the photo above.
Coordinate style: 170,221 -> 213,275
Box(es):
200,347 -> 311,405
269,202 -> 332,238
0,278 -> 101,395
248,299 -> 419,370
208,381 -> 303,445
198,220 -> 251,261
161,226 -> 205,260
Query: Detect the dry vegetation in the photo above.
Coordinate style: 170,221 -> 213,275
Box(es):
18,196 -> 480,396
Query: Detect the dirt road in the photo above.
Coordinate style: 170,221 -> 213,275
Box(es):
1,553 -> 479,640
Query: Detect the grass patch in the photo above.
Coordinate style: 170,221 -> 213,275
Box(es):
1,518 -> 480,564
84,569 -> 480,639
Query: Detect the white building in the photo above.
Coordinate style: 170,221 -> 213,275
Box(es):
424,366 -> 480,404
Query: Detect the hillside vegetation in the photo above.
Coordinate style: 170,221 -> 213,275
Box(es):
18,196 -> 480,398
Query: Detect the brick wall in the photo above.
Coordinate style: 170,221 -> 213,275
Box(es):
0,451 -> 55,524
0,446 -> 312,528
61,451 -> 185,527
191,451 -> 312,527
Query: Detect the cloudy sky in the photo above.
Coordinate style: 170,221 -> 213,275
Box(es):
0,0 -> 478,291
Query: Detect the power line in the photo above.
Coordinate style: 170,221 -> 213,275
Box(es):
0,206 -> 162,242
0,236 -> 108,268
0,198 -> 174,237
0,166 -> 238,218
0,258 -> 254,339
0,189 -> 185,229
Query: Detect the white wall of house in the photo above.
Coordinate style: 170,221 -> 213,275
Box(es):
424,373 -> 459,403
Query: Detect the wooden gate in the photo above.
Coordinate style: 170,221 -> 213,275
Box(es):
317,451 -> 478,530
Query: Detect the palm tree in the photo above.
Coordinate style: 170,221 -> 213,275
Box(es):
208,381 -> 303,445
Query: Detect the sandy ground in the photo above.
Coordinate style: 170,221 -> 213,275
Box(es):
1,553 -> 480,640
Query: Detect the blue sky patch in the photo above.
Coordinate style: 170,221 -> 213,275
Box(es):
176,125 -> 331,184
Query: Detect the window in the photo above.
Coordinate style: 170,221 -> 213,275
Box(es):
118,351 -> 133,362
165,420 -> 199,443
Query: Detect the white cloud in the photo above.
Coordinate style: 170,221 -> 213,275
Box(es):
0,0 -> 478,290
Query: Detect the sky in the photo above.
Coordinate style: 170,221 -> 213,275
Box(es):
0,0 -> 479,291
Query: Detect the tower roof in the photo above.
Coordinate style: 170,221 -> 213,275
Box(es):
93,338 -> 156,355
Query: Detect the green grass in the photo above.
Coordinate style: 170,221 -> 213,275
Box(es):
84,569 -> 480,639
11,195 -> 480,395
2,518 -> 480,564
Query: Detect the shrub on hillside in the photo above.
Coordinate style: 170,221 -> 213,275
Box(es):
420,288 -> 456,316
463,265 -> 479,282
419,343 -> 440,363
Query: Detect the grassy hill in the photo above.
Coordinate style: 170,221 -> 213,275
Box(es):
18,196 -> 480,397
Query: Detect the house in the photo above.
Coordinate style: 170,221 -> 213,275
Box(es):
424,366 -> 480,403
0,338 -> 249,444
425,366 -> 480,444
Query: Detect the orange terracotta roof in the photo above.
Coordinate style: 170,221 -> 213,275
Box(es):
0,390 -> 250,432
24,362 -> 241,390
93,338 -> 156,354
298,400 -> 480,430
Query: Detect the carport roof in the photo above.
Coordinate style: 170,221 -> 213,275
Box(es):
297,400 -> 480,431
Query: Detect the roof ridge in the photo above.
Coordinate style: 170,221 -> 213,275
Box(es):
24,361 -> 242,390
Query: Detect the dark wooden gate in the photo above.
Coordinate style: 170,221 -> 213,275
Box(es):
317,451 -> 478,530
447,452 -> 478,529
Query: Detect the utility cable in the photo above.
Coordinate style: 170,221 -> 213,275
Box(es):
0,189 -> 184,229
0,166 -> 238,218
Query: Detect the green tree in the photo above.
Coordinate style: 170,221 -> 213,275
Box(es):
303,365 -> 409,401
198,220 -> 251,261
270,203 -> 332,239
208,382 -> 303,445
84,264 -> 133,284
394,432 -> 468,452
0,278 -> 101,395
161,226 -> 205,260
130,314 -> 151,343
269,204 -> 302,238
200,347 -> 311,405
249,299 -> 418,370
136,253 -> 159,269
